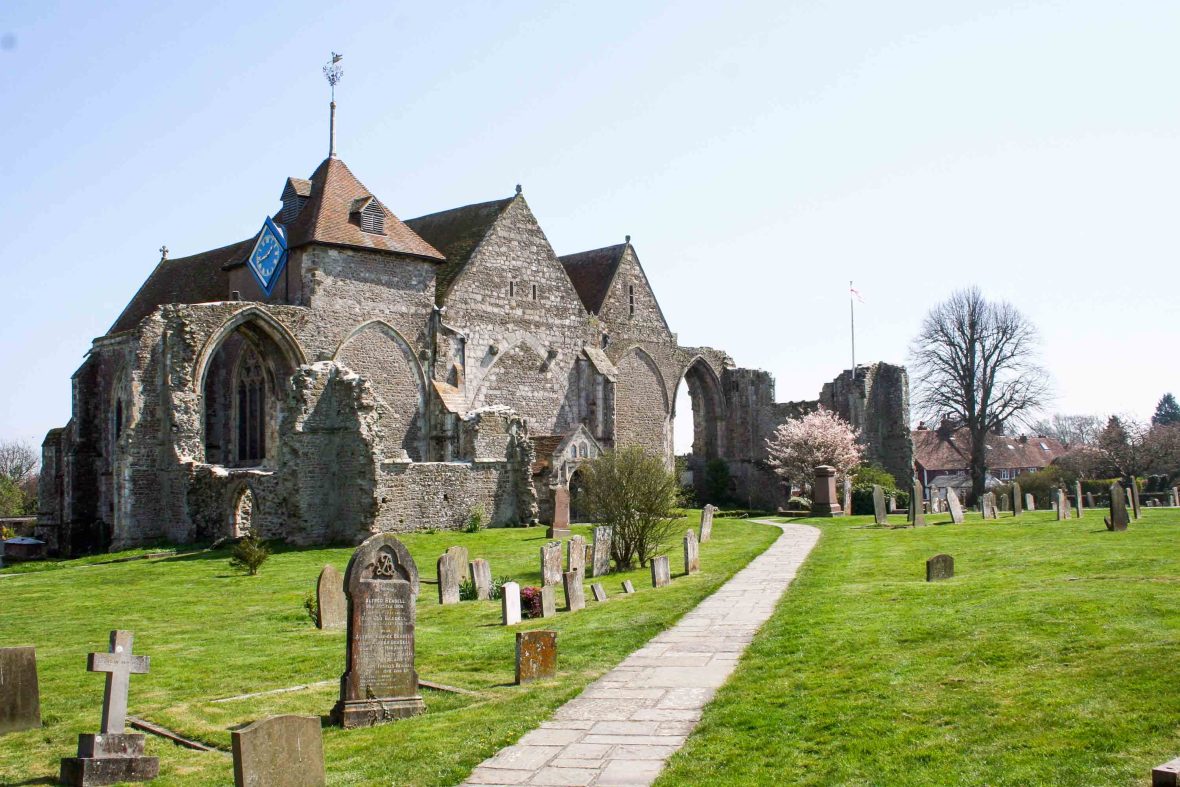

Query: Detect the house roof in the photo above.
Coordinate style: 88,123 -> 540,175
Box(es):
282,157 -> 444,261
913,427 -> 1067,472
404,196 -> 516,302
558,243 -> 627,314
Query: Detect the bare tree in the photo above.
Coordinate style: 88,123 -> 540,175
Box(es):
0,439 -> 39,484
909,287 -> 1051,500
1030,413 -> 1104,448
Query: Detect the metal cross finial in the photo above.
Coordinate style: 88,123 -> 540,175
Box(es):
159,245 -> 168,261
87,630 -> 150,734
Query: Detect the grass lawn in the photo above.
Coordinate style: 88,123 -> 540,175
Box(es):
658,508 -> 1180,786
0,514 -> 778,785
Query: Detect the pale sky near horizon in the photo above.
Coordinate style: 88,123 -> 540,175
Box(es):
1,1 -> 1177,456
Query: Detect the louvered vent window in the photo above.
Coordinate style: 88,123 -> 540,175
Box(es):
361,201 -> 385,234
281,195 -> 308,224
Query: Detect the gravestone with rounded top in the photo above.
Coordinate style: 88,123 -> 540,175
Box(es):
515,631 -> 557,685
501,582 -> 521,625
946,488 -> 965,524
563,571 -> 585,612
699,504 -> 716,543
650,555 -> 671,588
1105,483 -> 1130,531
0,646 -> 40,735
872,485 -> 888,525
469,559 -> 492,600
231,714 -> 325,787
333,533 -> 425,728
683,529 -> 700,575
540,542 -> 562,586
567,535 -> 586,577
591,526 -> 612,577
316,565 -> 346,630
926,554 -> 954,582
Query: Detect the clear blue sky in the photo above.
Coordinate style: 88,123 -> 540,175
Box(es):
2,1 -> 1178,454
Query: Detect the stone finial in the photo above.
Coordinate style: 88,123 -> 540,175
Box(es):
625,235 -> 631,243
515,184 -> 522,195
159,245 -> 168,261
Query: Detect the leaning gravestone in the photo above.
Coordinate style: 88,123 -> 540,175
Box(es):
515,631 -> 557,685
540,542 -> 563,586
1013,482 -> 1023,516
567,535 -> 586,577
59,631 -> 158,785
469,559 -> 492,601
540,585 -> 557,618
316,565 -> 346,630
1025,493 -> 1036,512
591,526 -> 612,577
591,583 -> 607,602
699,504 -> 716,543
0,646 -> 40,735
436,548 -> 464,605
926,554 -> 954,582
501,582 -> 522,625
231,714 -> 325,787
650,555 -> 671,588
333,533 -> 425,727
1075,481 -> 1084,518
683,529 -> 700,575
946,488 -> 965,524
563,571 -> 585,612
872,484 -> 888,525
1105,483 -> 1129,531
621,580 -> 635,594
910,479 -> 927,527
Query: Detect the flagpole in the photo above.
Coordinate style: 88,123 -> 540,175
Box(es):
849,280 -> 856,374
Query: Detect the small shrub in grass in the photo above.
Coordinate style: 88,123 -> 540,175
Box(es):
520,586 -> 543,618
228,535 -> 270,576
787,496 -> 811,511
489,575 -> 513,601
458,578 -> 477,601
464,505 -> 486,533
303,591 -> 318,624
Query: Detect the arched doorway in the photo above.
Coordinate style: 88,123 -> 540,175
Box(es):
568,469 -> 588,523
673,358 -> 726,503
232,486 -> 255,537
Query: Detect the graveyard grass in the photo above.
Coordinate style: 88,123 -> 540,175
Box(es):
0,514 -> 777,785
658,508 -> 1180,786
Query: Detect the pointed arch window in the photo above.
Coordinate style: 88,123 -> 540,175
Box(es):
236,346 -> 267,464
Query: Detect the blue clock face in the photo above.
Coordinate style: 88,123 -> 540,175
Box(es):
247,218 -> 288,297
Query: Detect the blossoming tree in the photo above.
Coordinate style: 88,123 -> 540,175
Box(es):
766,408 -> 863,491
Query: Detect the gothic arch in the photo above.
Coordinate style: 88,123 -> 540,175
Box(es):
194,307 -> 305,397
672,356 -> 726,461
471,339 -> 566,432
614,345 -> 671,460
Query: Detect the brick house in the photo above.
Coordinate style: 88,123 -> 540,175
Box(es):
913,419 -> 1067,498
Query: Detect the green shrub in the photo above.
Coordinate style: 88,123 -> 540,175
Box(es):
489,575 -> 513,601
1014,466 -> 1064,508
458,578 -> 477,601
464,505 -> 486,534
848,464 -> 904,515
228,535 -> 270,576
703,459 -> 732,506
303,591 -> 318,624
787,495 -> 812,510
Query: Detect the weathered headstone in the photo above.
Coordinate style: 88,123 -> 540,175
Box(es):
926,554 -> 954,582
540,584 -> 557,618
699,504 -> 716,543
811,465 -> 843,516
591,526 -> 612,577
1013,482 -> 1023,516
567,535 -> 586,577
872,484 -> 888,525
683,529 -> 700,575
1152,755 -> 1180,787
540,542 -> 563,586
910,479 -> 927,527
501,582 -> 522,625
1172,486 -> 1179,507
999,493 -> 1008,512
333,533 -> 425,727
0,646 -> 40,735
469,558 -> 492,600
981,493 -> 995,520
562,571 -> 585,612
621,580 -> 635,594
436,547 -> 465,605
1130,484 -> 1142,520
548,486 -> 571,539
842,476 -> 853,517
1025,493 -> 1036,512
1056,489 -> 1068,521
1087,491 -> 1096,508
650,555 -> 671,588
1105,483 -> 1129,531
888,495 -> 897,514
231,714 -> 325,787
1075,481 -> 1084,519
316,564 -> 346,630
591,583 -> 607,602
59,631 -> 158,785
515,631 -> 557,685
946,488 -> 965,524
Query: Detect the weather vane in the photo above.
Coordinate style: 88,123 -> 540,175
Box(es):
323,52 -> 343,101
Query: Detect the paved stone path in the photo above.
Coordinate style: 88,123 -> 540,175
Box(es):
461,520 -> 820,787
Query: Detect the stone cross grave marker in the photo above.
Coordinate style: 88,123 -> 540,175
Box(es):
650,555 -> 671,588
567,535 -> 586,577
1025,493 -> 1036,512
910,479 -> 927,527
333,533 -> 425,728
59,630 -> 158,786
548,486 -> 571,539
469,558 -> 492,600
515,631 -> 557,685
501,582 -> 522,625
563,571 -> 585,611
699,504 -> 716,543
946,488 -> 965,524
1013,482 -> 1023,516
1075,481 -> 1084,518
683,529 -> 700,575
872,484 -> 888,525
591,583 -> 607,602
621,580 -> 635,594
540,542 -> 563,586
316,564 -> 346,630
842,476 -> 853,517
926,554 -> 954,582
231,714 -> 325,787
591,526 -> 612,577
436,546 -> 466,605
0,646 -> 40,735
1105,483 -> 1129,531
540,585 -> 557,618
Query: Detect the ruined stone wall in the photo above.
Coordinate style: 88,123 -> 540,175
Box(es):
819,363 -> 913,484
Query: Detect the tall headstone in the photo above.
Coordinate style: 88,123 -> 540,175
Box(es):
591,526 -> 612,577
469,559 -> 492,601
1087,492 -> 1096,509
872,484 -> 888,525
591,583 -> 607,602
567,535 -> 586,577
333,533 -> 425,727
316,565 -> 346,630
981,493 -> 995,520
59,631 -> 158,785
515,631 -> 557,685
842,476 -> 853,517
926,554 -> 954,582
650,555 -> 671,588
436,547 -> 466,605
1172,486 -> 1179,507
231,715 -> 325,787
910,479 -> 927,527
810,465 -> 843,516
540,585 -> 557,618
946,488 -> 965,524
1056,489 -> 1068,520
683,529 -> 700,575
501,582 -> 522,625
999,493 -> 1008,512
1105,483 -> 1130,531
699,504 -> 716,543
1130,484 -> 1142,520
1074,481 -> 1084,519
1013,482 -> 1023,516
562,571 -> 585,612
540,542 -> 563,586
1025,493 -> 1036,512
548,486 -> 571,539
0,646 -> 40,735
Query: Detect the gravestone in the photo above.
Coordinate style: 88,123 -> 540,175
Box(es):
1025,493 -> 1036,512
1013,482 -> 1023,516
999,493 -> 1008,512
1130,485 -> 1142,520
946,488 -> 965,524
842,476 -> 853,517
0,646 -> 40,735
650,555 -> 671,588
1075,481 -> 1084,518
515,631 -> 557,685
699,504 -> 716,543
811,465 -> 842,516
683,529 -> 701,575
1173,486 -> 1179,507
436,547 -> 466,605
333,533 -> 425,727
591,526 -> 612,577
231,714 -> 325,787
540,542 -> 563,586
1056,489 -> 1068,521
540,585 -> 557,618
621,580 -> 635,594
1105,483 -> 1129,531
469,559 -> 492,600
910,479 -> 927,527
501,582 -> 522,625
888,495 -> 897,514
1152,755 -> 1180,787
926,554 -> 954,582
591,583 -> 607,602
567,535 -> 586,577
981,494 -> 995,520
316,565 -> 346,630
1087,492 -> 1096,509
563,571 -> 585,612
59,631 -> 158,785
872,485 -> 888,525
548,486 -> 571,539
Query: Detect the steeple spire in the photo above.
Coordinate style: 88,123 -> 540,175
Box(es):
323,52 -> 343,158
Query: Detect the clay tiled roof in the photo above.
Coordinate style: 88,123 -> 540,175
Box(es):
108,238 -> 254,334
283,157 -> 443,261
531,434 -> 566,476
913,428 -> 1067,472
404,196 -> 515,303
559,244 -> 626,314
431,380 -> 467,415
285,177 -> 312,197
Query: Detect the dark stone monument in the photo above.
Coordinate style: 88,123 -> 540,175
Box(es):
333,533 -> 425,728
548,486 -> 571,539
0,646 -> 40,735
683,529 -> 700,575
810,465 -> 843,516
231,714 -> 325,787
910,479 -> 927,527
515,631 -> 557,685
540,541 -> 563,586
563,571 -> 585,612
591,526 -> 612,577
872,484 -> 888,525
1074,481 -> 1084,518
650,555 -> 671,588
1130,484 -> 1142,520
540,585 -> 557,618
501,582 -> 521,625
926,554 -> 954,582
591,583 -> 607,602
621,580 -> 635,594
1013,482 -> 1023,516
59,631 -> 158,786
1152,755 -> 1180,786
316,565 -> 346,630
1105,483 -> 1130,532
469,558 -> 492,601
946,488 -> 965,524
699,504 -> 716,543
567,535 -> 586,577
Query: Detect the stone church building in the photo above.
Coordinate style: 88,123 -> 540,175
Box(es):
37,147 -> 912,555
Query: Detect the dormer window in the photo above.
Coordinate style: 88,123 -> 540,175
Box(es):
350,196 -> 386,235
280,177 -> 311,224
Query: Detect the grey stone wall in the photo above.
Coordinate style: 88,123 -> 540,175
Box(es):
819,363 -> 914,484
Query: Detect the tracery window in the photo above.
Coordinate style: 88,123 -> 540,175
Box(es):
236,347 -> 267,464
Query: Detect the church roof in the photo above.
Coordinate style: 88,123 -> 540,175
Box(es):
558,243 -> 627,314
404,196 -> 516,302
282,157 -> 444,261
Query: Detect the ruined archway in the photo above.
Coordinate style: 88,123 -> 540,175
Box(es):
673,357 -> 725,461
614,346 -> 670,461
